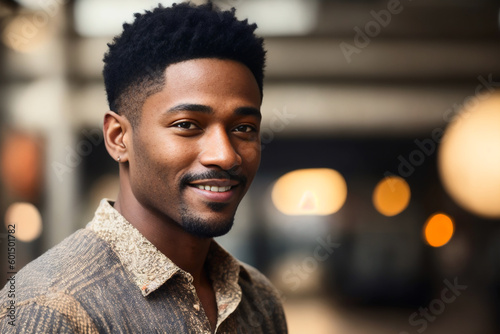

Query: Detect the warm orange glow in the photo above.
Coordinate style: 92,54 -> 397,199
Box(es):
372,176 -> 411,216
272,168 -> 347,216
438,93 -> 500,218
424,213 -> 454,247
0,132 -> 43,200
5,202 -> 43,242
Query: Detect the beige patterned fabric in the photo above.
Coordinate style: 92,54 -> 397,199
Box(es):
88,200 -> 185,297
88,199 -> 245,328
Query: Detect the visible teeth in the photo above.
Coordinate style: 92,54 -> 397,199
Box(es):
196,185 -> 231,192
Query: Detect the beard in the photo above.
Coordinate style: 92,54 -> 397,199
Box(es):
178,203 -> 235,238
175,169 -> 246,238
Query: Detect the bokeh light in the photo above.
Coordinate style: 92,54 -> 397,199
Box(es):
424,213 -> 454,247
0,132 -> 43,200
271,168 -> 347,216
4,202 -> 43,242
372,176 -> 411,217
438,93 -> 500,218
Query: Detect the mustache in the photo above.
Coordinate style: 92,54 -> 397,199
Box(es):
180,169 -> 247,186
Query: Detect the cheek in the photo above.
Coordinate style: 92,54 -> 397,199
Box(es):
144,140 -> 199,185
238,142 -> 261,170
130,138 -> 167,184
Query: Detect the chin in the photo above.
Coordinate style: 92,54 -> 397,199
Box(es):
179,207 -> 235,238
182,218 -> 234,238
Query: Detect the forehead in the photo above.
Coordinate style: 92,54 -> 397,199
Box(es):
167,59 -> 260,99
140,58 -> 262,118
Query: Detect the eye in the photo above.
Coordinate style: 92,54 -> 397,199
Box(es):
173,121 -> 198,130
234,124 -> 256,133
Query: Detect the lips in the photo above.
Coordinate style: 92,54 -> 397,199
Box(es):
187,179 -> 240,202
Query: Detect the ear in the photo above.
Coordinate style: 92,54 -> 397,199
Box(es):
103,111 -> 131,163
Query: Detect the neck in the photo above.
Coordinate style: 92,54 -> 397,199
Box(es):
113,171 -> 212,284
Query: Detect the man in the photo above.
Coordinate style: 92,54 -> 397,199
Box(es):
0,2 -> 287,333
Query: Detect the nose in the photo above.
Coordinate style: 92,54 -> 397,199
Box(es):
199,126 -> 242,171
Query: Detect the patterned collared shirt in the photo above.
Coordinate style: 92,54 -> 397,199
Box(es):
0,200 -> 287,333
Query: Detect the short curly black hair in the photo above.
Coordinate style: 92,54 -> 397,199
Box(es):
102,2 -> 266,127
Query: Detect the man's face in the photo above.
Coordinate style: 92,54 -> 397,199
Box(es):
126,58 -> 262,238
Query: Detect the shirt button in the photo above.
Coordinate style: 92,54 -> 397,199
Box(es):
193,303 -> 200,311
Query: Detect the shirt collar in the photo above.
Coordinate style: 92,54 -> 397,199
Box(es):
86,199 -> 247,301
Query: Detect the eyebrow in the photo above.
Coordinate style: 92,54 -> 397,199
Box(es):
166,103 -> 212,114
165,103 -> 261,120
234,106 -> 262,120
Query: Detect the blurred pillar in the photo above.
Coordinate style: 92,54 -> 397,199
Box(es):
1,3 -> 80,250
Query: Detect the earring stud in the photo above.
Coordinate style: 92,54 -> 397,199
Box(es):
117,156 -> 121,163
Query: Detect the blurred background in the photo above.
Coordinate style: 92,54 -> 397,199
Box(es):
1,0 -> 500,333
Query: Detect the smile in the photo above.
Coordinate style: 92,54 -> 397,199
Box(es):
194,185 -> 232,192
187,181 -> 238,203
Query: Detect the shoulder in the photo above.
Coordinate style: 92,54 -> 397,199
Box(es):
238,261 -> 283,306
6,229 -> 112,293
0,229 -> 109,333
0,291 -> 99,333
238,262 -> 288,332
239,262 -> 281,296
0,229 -> 118,312
17,228 -> 107,272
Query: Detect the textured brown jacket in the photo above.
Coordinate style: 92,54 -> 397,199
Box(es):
0,200 -> 287,333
